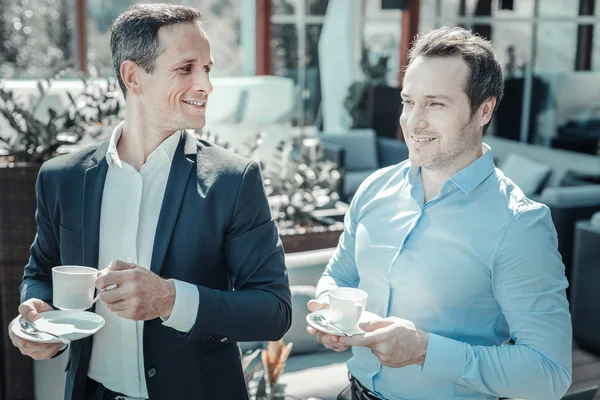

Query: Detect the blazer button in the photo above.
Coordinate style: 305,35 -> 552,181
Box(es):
220,337 -> 228,343
147,367 -> 156,378
202,334 -> 211,341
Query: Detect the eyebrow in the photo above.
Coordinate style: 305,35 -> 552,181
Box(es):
401,93 -> 451,102
176,58 -> 214,68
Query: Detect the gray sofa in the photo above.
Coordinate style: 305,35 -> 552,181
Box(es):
485,136 -> 600,284
320,129 -> 409,203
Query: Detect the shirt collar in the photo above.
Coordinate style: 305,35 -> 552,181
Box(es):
406,143 -> 496,195
105,121 -> 182,169
449,143 -> 496,195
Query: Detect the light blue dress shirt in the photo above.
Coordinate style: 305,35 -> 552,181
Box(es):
316,145 -> 572,400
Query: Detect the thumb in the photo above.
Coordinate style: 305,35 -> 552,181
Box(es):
307,299 -> 329,312
359,318 -> 394,332
18,299 -> 52,322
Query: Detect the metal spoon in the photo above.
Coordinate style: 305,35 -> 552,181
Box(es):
313,314 -> 350,337
19,319 -> 70,345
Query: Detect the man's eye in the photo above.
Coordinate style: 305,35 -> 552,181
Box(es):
401,100 -> 414,106
204,66 -> 211,73
430,102 -> 444,107
180,65 -> 193,73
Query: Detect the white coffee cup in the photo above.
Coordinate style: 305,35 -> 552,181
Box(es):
52,266 -> 102,310
328,287 -> 368,330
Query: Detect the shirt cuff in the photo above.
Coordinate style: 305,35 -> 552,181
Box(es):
422,333 -> 467,382
160,279 -> 199,333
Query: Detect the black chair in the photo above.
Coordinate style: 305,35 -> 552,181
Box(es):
562,386 -> 598,400
571,217 -> 600,355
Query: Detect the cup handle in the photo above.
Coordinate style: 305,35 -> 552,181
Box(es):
354,303 -> 364,323
91,288 -> 105,305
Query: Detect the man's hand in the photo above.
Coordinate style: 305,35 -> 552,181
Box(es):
338,316 -> 429,368
306,299 -> 350,353
7,299 -> 63,360
95,260 -> 175,321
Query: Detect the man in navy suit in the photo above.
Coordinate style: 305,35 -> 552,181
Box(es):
7,4 -> 291,400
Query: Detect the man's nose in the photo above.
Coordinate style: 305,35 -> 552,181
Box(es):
193,70 -> 213,95
405,106 -> 428,131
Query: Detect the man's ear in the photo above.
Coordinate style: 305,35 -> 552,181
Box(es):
479,97 -> 497,127
120,60 -> 142,96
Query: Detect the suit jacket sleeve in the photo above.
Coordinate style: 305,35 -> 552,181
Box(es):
186,161 -> 292,342
20,166 -> 58,304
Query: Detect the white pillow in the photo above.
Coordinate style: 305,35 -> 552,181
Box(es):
500,152 -> 552,196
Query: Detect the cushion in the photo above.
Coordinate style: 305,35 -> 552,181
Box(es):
540,185 -> 600,207
344,170 -> 374,200
591,212 -> 600,227
500,152 -> 552,196
560,170 -> 600,187
321,130 -> 378,171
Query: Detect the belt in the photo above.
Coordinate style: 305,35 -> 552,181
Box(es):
87,378 -> 147,400
350,375 -> 385,400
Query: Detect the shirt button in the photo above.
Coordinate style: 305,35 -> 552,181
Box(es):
147,367 -> 156,378
130,215 -> 137,222
126,340 -> 135,346
126,257 -> 133,263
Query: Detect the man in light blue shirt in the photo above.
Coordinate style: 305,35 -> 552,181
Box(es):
308,27 -> 572,400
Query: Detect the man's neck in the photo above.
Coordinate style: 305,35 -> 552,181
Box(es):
420,147 -> 483,203
118,109 -> 175,171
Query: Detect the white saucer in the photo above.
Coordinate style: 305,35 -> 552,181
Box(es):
306,309 -> 380,337
11,310 -> 105,344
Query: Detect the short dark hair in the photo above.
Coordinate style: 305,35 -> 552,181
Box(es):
110,3 -> 202,96
408,27 -> 504,117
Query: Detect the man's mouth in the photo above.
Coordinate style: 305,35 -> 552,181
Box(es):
411,135 -> 436,143
182,99 -> 207,110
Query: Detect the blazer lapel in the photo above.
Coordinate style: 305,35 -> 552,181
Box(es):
82,142 -> 109,269
150,131 -> 195,275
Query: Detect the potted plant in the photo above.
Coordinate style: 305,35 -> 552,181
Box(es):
343,48 -> 402,140
195,130 -> 345,253
0,66 -> 122,400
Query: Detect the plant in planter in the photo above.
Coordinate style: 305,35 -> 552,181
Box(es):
0,66 -> 122,400
343,47 -> 402,139
195,130 -> 345,253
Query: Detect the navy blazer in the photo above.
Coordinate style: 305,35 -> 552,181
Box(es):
20,131 -> 292,400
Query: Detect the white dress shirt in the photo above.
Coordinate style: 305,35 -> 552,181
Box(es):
87,122 -> 200,398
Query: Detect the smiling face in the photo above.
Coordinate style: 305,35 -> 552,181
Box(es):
399,55 -> 485,173
135,21 -> 213,132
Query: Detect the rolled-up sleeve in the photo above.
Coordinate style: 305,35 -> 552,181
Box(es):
423,205 -> 572,400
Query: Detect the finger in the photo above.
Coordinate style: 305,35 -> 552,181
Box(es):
339,329 -> 384,347
307,299 -> 329,312
29,344 -> 61,360
105,299 -> 128,312
99,285 -> 129,305
18,299 -> 52,322
109,260 -> 136,272
358,318 -> 394,332
306,325 -> 319,335
95,270 -> 131,290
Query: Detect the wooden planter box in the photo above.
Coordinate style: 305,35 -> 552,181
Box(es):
0,162 -> 40,400
280,226 -> 343,254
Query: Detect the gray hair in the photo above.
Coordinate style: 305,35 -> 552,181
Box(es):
110,3 -> 202,97
408,27 -> 504,118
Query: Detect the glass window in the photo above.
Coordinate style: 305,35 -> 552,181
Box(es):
273,0 -> 296,15
539,0 -> 580,17
536,23 -> 578,73
439,0 -> 533,19
307,0 -> 328,16
87,0 -> 243,77
594,23 -> 600,71
0,0 -> 77,78
271,0 -> 328,126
